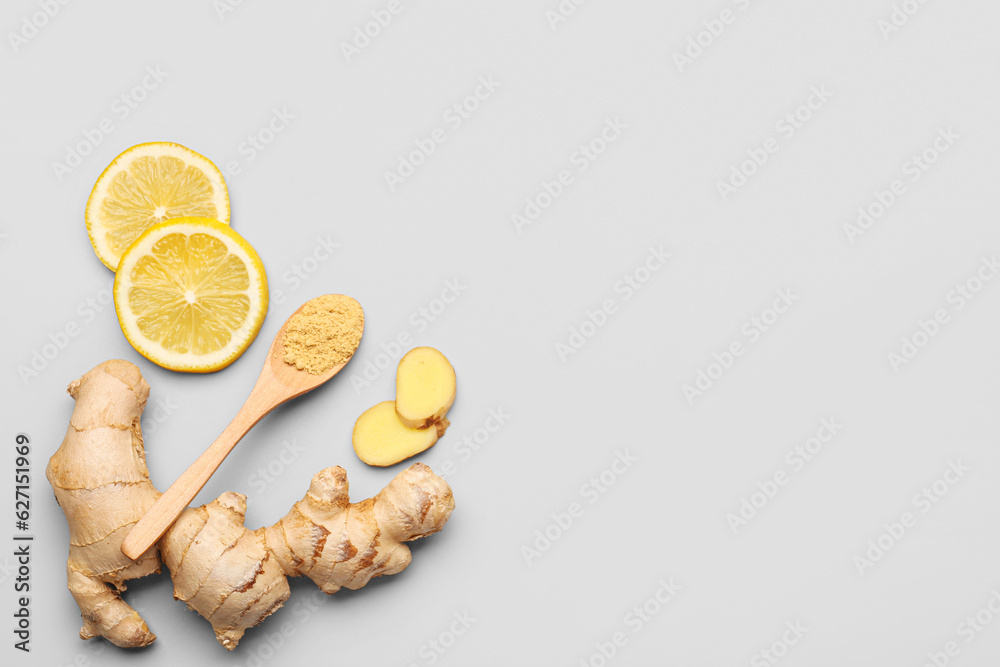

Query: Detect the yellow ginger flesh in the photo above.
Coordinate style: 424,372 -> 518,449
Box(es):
395,347 -> 456,429
353,400 -> 449,467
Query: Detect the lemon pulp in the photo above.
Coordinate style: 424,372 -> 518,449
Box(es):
87,143 -> 230,270
129,231 -> 251,355
103,156 -> 222,260
114,218 -> 267,373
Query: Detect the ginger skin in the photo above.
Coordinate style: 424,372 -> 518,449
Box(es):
159,492 -> 291,650
48,360 -> 455,650
261,463 -> 454,592
160,463 -> 453,649
46,360 -> 162,648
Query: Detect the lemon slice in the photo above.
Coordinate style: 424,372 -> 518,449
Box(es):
87,142 -> 230,270
113,218 -> 268,373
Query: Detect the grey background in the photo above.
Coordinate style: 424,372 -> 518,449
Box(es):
3,1 -> 1000,665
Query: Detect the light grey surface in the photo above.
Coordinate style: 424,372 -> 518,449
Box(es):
3,1 -> 1000,665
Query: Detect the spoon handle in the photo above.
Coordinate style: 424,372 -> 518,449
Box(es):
121,390 -> 275,560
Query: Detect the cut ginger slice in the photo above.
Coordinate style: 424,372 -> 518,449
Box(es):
395,347 -> 456,429
353,401 -> 448,467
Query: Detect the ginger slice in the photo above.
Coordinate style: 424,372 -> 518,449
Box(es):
353,401 -> 448,467
394,347 -> 456,429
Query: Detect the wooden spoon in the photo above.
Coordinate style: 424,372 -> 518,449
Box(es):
121,295 -> 364,560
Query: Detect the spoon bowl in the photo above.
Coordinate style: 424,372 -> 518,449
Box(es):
121,294 -> 363,560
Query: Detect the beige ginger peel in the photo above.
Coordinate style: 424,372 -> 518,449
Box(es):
160,462 -> 453,649
282,294 -> 364,374
48,360 -> 454,650
46,360 -> 161,647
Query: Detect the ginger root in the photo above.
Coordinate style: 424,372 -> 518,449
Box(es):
158,492 -> 291,650
46,360 -> 161,648
161,463 -> 452,649
395,347 -> 456,429
48,360 -> 454,650
262,463 -> 453,591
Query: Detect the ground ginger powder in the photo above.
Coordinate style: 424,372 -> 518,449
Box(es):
282,295 -> 364,374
